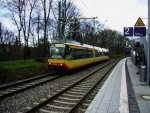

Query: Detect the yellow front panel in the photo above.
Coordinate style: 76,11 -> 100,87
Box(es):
48,59 -> 64,64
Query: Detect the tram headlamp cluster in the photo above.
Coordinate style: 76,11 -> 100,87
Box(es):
60,63 -> 63,66
48,62 -> 63,66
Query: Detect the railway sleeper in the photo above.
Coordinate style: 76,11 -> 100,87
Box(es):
88,93 -> 98,97
67,90 -> 85,95
33,102 -> 39,105
13,87 -> 22,90
70,88 -> 87,92
58,96 -> 80,101
85,96 -> 96,101
82,103 -> 90,107
84,99 -> 92,103
79,104 -> 89,109
73,86 -> 91,90
46,104 -> 72,110
40,108 -> 62,113
28,82 -> 36,85
80,83 -> 94,86
40,104 -> 71,112
78,108 -> 87,112
50,100 -> 74,107
17,85 -> 26,88
63,93 -> 83,98
0,91 -> 9,95
53,100 -> 76,105
40,98 -> 47,102
56,87 -> 68,92
8,89 -> 16,92
89,90 -> 100,94
75,85 -> 92,88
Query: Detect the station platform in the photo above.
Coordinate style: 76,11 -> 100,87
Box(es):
85,58 -> 150,113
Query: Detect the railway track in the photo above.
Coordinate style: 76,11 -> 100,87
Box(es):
0,72 -> 62,100
23,60 -> 118,113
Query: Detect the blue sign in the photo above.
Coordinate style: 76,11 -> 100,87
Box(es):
124,27 -> 133,37
134,27 -> 146,36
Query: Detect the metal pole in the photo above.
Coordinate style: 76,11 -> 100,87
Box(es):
0,23 -> 1,43
93,17 -> 96,46
147,0 -> 150,85
64,0 -> 66,42
58,1 -> 61,40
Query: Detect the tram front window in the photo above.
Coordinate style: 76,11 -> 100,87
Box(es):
49,44 -> 65,59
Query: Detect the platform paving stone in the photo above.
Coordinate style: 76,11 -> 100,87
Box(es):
85,58 -> 150,113
127,58 -> 150,113
85,59 -> 127,113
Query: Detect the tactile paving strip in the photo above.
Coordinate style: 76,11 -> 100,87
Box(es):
125,59 -> 140,113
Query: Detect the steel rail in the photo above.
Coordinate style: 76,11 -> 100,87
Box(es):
25,60 -> 118,113
0,72 -> 56,90
0,72 -> 62,100
68,61 -> 118,113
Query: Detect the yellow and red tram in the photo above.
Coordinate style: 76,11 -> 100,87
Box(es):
48,42 -> 109,71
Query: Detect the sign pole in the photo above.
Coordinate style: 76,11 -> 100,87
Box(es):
147,0 -> 150,86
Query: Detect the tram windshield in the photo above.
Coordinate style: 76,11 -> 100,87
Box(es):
49,44 -> 65,59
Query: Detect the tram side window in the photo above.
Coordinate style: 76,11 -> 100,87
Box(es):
95,51 -> 102,57
105,52 -> 109,56
73,49 -> 84,59
85,50 -> 93,58
103,52 -> 108,56
102,52 -> 104,56
65,46 -> 72,60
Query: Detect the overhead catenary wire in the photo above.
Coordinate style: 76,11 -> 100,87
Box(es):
77,0 -> 95,17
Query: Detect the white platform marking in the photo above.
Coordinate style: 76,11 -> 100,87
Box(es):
119,59 -> 129,113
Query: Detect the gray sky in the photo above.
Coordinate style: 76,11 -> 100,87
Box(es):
74,0 -> 148,33
0,0 -> 147,34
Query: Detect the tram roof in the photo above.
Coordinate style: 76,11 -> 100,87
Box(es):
50,40 -> 108,52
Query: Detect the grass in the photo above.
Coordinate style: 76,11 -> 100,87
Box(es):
0,59 -> 49,84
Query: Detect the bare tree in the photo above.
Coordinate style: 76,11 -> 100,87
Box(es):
40,0 -> 52,58
68,18 -> 80,41
2,0 -> 24,42
0,23 -> 15,44
2,0 -> 37,59
35,10 -> 43,47
21,0 -> 37,59
51,0 -> 80,40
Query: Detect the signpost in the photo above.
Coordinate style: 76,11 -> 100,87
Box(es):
134,17 -> 145,26
134,17 -> 146,37
123,17 -> 146,37
124,27 -> 133,37
134,27 -> 146,37
123,17 -> 150,86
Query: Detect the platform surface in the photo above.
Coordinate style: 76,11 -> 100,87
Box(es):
85,58 -> 150,113
127,58 -> 150,113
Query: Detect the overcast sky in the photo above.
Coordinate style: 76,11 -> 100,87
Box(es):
74,0 -> 148,33
0,0 -> 148,34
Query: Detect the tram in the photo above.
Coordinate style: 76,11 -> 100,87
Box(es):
48,42 -> 109,71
